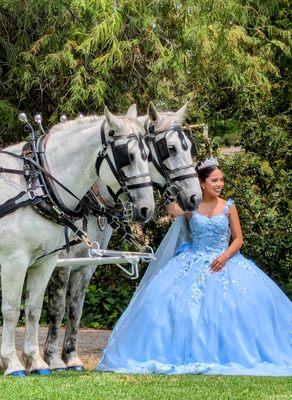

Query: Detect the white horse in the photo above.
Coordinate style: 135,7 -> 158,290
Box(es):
0,108 -> 155,376
44,102 -> 202,371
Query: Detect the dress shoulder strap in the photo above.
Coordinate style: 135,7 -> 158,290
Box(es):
224,198 -> 235,214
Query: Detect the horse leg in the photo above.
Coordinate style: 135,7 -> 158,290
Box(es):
44,266 -> 71,370
62,265 -> 96,370
22,256 -> 58,374
0,255 -> 28,376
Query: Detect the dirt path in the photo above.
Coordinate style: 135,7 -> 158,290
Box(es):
0,327 -> 111,369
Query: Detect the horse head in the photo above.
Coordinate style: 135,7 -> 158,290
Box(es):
141,102 -> 202,210
96,107 -> 155,223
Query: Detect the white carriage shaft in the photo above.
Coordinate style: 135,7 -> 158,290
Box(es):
56,255 -> 140,267
56,250 -> 155,280
56,255 -> 141,280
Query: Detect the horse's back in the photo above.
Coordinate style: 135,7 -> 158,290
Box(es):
0,141 -> 26,161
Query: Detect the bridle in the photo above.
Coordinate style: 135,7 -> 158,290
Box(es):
144,122 -> 199,201
95,120 -> 152,208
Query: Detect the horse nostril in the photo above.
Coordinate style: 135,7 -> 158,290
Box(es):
190,195 -> 197,204
140,207 -> 150,220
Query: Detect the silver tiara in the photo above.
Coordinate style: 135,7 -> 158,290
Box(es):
197,157 -> 219,170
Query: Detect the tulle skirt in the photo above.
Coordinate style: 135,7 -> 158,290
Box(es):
97,248 -> 292,375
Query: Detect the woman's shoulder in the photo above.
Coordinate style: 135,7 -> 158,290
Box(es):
219,198 -> 235,215
218,197 -> 234,205
215,197 -> 234,211
223,198 -> 236,217
225,198 -> 235,207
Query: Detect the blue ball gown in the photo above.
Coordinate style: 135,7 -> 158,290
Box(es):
97,200 -> 292,375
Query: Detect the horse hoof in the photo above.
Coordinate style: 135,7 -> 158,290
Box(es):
30,368 -> 52,376
8,370 -> 27,378
52,367 -> 67,373
67,366 -> 85,372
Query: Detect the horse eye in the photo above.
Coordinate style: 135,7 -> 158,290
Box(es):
168,145 -> 176,155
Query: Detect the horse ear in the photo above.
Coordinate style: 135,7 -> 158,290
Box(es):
175,101 -> 189,122
104,106 -> 123,131
126,104 -> 138,119
147,102 -> 159,122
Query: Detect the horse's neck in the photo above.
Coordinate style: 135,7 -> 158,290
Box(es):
45,119 -> 104,208
92,179 -> 116,208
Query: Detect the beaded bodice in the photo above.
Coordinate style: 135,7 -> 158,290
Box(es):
189,199 -> 234,254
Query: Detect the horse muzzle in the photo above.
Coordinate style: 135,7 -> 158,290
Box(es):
132,203 -> 154,223
181,192 -> 202,211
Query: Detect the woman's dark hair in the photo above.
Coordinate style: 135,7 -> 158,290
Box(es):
195,164 -> 221,181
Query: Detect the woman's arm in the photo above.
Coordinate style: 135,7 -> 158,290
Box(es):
165,202 -> 192,219
211,204 -> 244,272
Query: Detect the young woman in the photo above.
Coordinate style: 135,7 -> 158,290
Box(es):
97,158 -> 292,376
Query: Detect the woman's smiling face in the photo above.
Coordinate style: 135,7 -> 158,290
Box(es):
202,168 -> 224,197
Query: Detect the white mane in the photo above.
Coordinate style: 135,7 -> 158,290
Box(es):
49,114 -> 138,137
49,115 -> 102,135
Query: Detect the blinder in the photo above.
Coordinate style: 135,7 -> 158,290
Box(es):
113,135 -> 148,169
156,137 -> 170,161
177,129 -> 188,151
114,143 -> 134,168
185,131 -> 199,158
155,128 -> 198,161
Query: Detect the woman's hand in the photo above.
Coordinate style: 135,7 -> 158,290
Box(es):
210,253 -> 229,272
165,202 -> 185,217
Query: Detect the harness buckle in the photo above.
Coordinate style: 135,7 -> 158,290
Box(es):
30,170 -> 40,179
28,189 -> 36,200
99,147 -> 107,158
110,217 -> 121,231
23,165 -> 31,178
52,205 -> 64,217
165,184 -> 179,199
14,187 -> 44,204
81,233 -> 93,248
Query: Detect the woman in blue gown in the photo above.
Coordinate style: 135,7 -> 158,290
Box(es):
97,158 -> 292,376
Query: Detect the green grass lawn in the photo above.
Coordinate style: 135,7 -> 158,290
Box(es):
0,371 -> 291,400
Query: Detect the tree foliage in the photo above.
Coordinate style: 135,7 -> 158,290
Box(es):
0,0 -> 291,144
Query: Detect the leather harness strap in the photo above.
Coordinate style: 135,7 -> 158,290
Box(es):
0,136 -> 102,249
